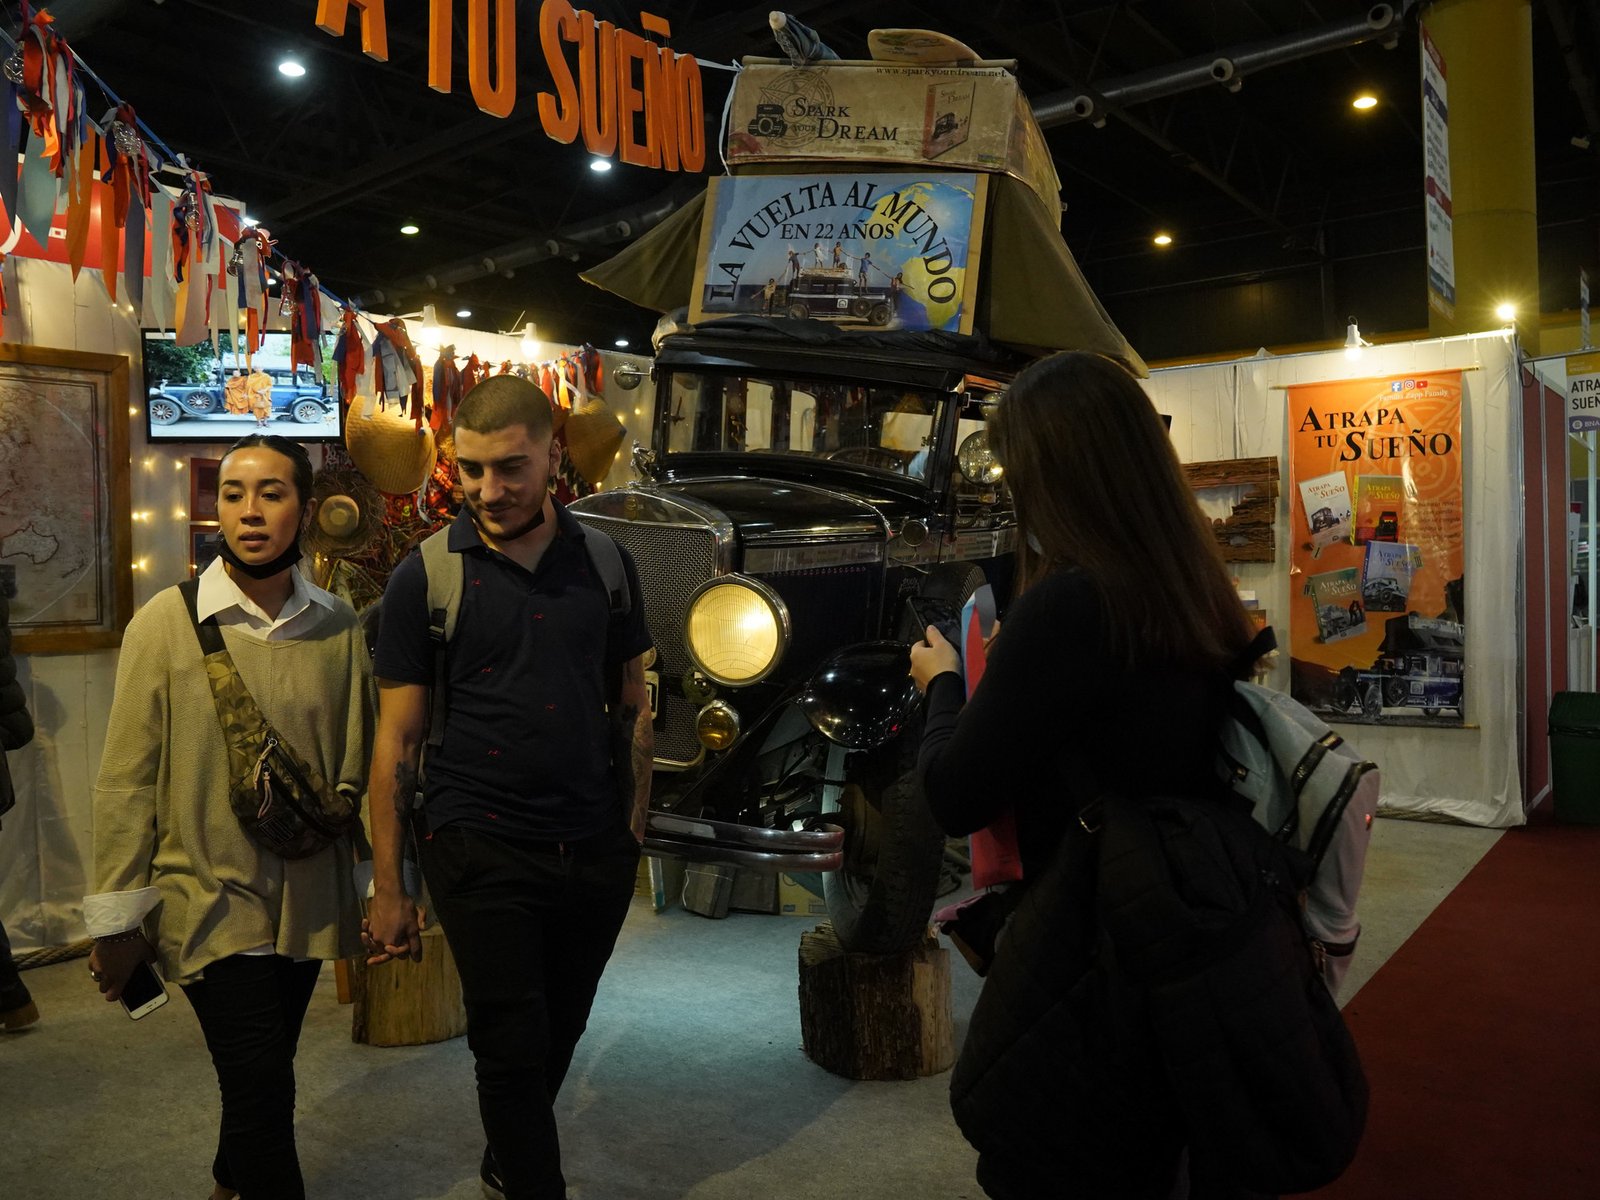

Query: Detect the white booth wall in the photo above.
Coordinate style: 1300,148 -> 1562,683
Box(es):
1144,333 -> 1524,829
0,258 -> 651,951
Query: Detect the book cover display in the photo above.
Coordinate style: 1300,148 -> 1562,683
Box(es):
1354,474 -> 1406,543
1307,567 -> 1367,643
1298,470 -> 1354,549
1362,541 -> 1423,612
1286,373 -> 1465,726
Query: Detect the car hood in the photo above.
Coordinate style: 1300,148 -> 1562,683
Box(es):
660,477 -> 885,543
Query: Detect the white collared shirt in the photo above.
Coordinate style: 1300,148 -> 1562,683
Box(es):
195,555 -> 340,642
83,558 -> 343,942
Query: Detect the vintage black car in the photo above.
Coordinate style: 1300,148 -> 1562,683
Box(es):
148,366 -> 336,426
570,320 -> 1018,952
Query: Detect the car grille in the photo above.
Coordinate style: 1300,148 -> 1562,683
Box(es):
571,511 -> 717,766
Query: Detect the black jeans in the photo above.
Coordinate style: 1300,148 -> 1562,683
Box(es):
421,820 -> 640,1200
181,954 -> 323,1200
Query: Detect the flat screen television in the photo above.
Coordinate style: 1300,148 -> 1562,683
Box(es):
141,328 -> 342,444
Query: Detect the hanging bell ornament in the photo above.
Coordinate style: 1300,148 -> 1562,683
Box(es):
226,241 -> 246,276
184,197 -> 201,230
279,285 -> 298,318
2,50 -> 24,86
110,119 -> 141,157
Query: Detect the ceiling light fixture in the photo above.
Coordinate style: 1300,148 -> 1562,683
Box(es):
589,157 -> 613,173
278,60 -> 306,79
1495,302 -> 1517,323
400,223 -> 420,236
521,321 -> 539,359
1343,316 -> 1371,360
1153,232 -> 1173,247
1352,93 -> 1378,111
614,338 -> 629,348
242,216 -> 260,228
456,308 -> 472,319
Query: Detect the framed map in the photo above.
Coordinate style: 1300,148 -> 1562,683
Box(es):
0,345 -> 133,653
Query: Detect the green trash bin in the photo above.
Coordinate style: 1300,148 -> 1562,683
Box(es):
1549,691 -> 1600,824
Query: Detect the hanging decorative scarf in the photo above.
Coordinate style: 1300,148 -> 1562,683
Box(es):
371,319 -> 424,426
95,102 -> 151,304
580,343 -> 604,394
289,264 -> 323,377
331,307 -> 367,407
236,227 -> 273,355
461,353 -> 485,393
172,167 -> 215,345
431,347 -> 462,430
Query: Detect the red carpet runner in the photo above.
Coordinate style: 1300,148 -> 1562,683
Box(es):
1308,810 -> 1600,1198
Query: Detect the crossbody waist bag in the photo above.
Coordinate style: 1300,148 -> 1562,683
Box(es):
179,579 -> 361,860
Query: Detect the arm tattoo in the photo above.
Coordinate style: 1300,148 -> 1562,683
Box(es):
393,761 -> 418,820
613,704 -> 640,801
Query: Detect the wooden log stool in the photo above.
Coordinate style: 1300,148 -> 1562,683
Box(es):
348,925 -> 468,1046
797,922 -> 954,1080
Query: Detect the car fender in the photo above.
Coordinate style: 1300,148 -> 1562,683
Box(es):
797,640 -> 920,750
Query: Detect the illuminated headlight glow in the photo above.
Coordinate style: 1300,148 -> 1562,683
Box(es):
684,575 -> 790,686
695,701 -> 741,750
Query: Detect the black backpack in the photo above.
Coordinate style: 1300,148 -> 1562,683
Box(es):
1091,788 -> 1369,1193
951,704 -> 1370,1195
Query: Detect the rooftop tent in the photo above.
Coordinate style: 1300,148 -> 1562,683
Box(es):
580,172 -> 1148,378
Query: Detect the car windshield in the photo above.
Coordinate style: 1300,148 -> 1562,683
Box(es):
663,371 -> 960,482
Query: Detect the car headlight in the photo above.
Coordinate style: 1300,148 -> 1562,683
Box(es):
957,429 -> 1004,485
684,575 -> 790,686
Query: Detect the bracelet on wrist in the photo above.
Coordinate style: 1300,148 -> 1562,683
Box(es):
93,927 -> 145,944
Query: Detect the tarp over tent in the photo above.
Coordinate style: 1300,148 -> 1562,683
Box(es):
581,172 -> 1148,377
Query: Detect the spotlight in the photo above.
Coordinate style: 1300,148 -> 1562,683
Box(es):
1343,316 -> 1371,361
278,60 -> 306,79
456,308 -> 472,319
614,338 -> 630,348
1495,302 -> 1517,323
1352,93 -> 1378,111
521,321 -> 539,359
590,158 -> 613,173
1153,232 -> 1173,247
400,224 -> 420,236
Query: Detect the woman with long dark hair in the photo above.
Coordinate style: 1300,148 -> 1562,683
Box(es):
87,434 -> 374,1200
909,352 -> 1261,1199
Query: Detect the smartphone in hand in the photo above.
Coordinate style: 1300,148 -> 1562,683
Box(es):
904,596 -> 962,650
119,959 -> 170,1020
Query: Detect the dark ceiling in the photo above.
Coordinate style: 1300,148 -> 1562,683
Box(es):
31,0 -> 1600,361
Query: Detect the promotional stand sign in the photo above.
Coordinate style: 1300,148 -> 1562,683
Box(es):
1286,372 -> 1465,726
689,171 -> 987,335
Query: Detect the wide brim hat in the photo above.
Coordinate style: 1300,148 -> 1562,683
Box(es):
564,397 -> 627,487
304,467 -> 384,557
345,401 -> 438,495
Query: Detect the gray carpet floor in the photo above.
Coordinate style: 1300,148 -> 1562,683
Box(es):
1,815 -> 1502,1200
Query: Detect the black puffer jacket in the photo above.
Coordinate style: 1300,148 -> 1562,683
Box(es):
1,593 -> 37,826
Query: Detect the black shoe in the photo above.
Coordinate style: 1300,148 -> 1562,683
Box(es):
0,979 -> 38,1031
480,1146 -> 505,1199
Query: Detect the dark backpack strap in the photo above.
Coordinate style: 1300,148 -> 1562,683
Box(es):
583,526 -> 631,617
1231,625 -> 1277,678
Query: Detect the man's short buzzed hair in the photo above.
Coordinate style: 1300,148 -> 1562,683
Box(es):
453,375 -> 554,442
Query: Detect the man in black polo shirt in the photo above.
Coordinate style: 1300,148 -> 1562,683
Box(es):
365,376 -> 653,1200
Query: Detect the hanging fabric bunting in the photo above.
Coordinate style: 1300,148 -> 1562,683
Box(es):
290,266 -> 323,376
0,255 -> 9,339
462,353 -> 485,392
147,184 -> 174,331
581,343 -> 603,394
1,72 -> 23,234
63,131 -> 94,278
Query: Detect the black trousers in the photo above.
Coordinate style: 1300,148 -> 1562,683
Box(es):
0,914 -> 21,993
182,954 -> 323,1200
421,820 -> 639,1200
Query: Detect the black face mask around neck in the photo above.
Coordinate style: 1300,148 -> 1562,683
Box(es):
215,531 -> 304,580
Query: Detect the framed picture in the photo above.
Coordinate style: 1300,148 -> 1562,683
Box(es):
190,457 -> 221,522
1,345 -> 133,653
189,525 -> 221,579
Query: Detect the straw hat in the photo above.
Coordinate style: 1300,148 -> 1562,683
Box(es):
345,401 -> 438,495
304,467 -> 384,557
564,397 -> 627,487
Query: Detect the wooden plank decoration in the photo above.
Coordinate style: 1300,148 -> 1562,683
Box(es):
1183,455 -> 1280,563
349,926 -> 468,1046
798,923 -> 954,1080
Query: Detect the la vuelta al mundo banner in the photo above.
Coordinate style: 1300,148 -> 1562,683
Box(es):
690,172 -> 988,335
1287,372 -> 1465,727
